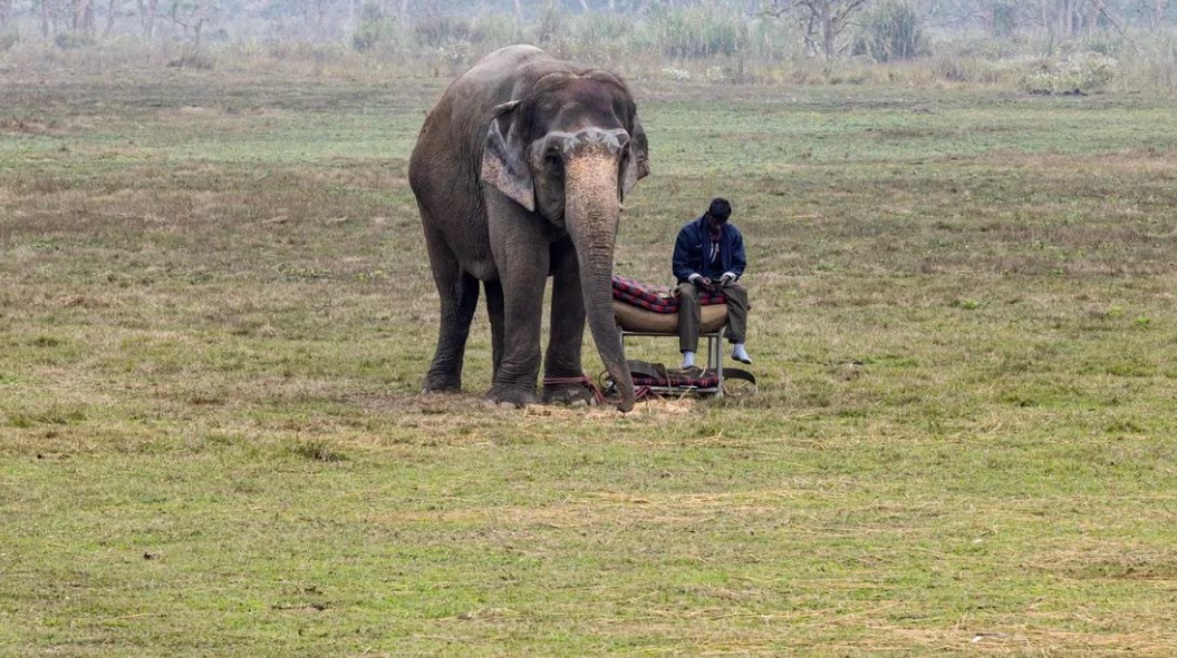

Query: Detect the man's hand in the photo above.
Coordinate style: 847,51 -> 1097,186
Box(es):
719,272 -> 736,287
689,273 -> 714,291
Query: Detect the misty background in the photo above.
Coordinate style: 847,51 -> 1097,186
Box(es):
1,1 -> 1175,91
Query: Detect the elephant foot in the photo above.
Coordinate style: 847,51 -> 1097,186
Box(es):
486,383 -> 540,408
542,377 -> 601,406
422,372 -> 462,394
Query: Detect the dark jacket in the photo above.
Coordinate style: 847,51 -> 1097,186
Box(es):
672,216 -> 747,284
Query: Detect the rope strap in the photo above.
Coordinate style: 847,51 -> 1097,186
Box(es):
542,374 -> 606,405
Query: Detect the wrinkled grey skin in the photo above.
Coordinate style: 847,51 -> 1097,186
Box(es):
408,45 -> 649,411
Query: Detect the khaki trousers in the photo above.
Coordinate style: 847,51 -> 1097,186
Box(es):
677,282 -> 749,354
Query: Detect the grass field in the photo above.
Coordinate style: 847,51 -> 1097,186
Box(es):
3,63 -> 1177,656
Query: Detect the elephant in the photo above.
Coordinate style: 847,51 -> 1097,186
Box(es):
408,44 -> 649,412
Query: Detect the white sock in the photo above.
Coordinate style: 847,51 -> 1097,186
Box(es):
681,351 -> 695,368
732,344 -> 750,361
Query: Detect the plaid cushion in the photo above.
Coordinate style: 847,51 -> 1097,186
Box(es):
611,276 -> 725,315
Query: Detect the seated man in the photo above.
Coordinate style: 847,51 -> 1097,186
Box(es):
672,197 -> 751,370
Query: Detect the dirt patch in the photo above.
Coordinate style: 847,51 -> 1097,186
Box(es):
1031,546 -> 1177,581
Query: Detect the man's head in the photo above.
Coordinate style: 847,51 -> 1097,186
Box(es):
705,197 -> 732,231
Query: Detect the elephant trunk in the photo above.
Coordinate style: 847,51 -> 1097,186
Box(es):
564,153 -> 634,412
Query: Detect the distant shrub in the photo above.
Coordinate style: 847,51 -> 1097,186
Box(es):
564,11 -> 631,52
534,2 -> 568,46
352,1 -> 392,52
705,66 -> 729,82
54,32 -> 94,50
1080,36 -> 1123,57
853,0 -> 927,62
1021,51 -> 1118,93
471,13 -> 526,48
438,37 -> 474,76
949,34 -> 1031,60
929,53 -> 969,82
1119,29 -> 1177,89
989,0 -> 1021,38
647,3 -> 745,59
415,15 -> 483,48
973,57 -> 1040,85
747,16 -> 806,62
166,48 -> 215,70
0,29 -> 17,52
265,39 -> 314,60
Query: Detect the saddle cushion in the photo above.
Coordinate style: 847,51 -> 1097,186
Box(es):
614,301 -> 728,333
612,276 -> 728,334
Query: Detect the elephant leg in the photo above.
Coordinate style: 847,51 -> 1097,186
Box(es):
422,224 -> 480,393
486,196 -> 547,407
542,238 -> 597,405
484,278 -> 505,380
487,274 -> 546,406
487,278 -> 545,406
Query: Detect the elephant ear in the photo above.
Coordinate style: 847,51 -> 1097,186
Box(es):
621,114 -> 650,200
480,100 -> 535,213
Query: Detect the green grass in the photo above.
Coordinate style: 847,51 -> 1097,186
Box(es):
3,67 -> 1177,656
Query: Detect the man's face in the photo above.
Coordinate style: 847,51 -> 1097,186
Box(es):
706,213 -> 727,231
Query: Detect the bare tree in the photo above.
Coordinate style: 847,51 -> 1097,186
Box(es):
765,0 -> 872,59
167,0 -> 209,44
138,0 -> 157,37
73,0 -> 94,34
971,0 -> 1022,37
1036,0 -> 1123,37
102,0 -> 116,36
1159,0 -> 1171,27
41,0 -> 72,36
1144,0 -> 1170,28
1086,0 -> 1109,35
294,0 -> 330,38
1041,0 -> 1099,36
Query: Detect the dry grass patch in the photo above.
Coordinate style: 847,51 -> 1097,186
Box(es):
1030,544 -> 1177,582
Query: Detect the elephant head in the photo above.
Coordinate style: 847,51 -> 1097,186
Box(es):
480,70 -> 649,411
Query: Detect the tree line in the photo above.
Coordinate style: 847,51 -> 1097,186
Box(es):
1,0 -> 1174,58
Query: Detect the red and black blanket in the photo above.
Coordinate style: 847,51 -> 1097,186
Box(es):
611,276 -> 726,314
630,363 -> 721,389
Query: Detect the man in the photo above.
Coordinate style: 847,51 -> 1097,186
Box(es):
672,197 -> 751,370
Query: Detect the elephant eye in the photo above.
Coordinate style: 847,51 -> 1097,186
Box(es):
544,150 -> 563,176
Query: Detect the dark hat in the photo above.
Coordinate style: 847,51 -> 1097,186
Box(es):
708,198 -> 732,222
